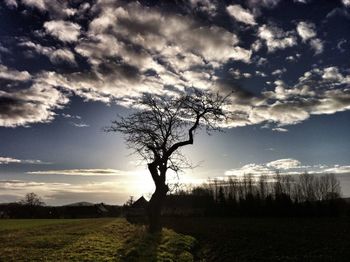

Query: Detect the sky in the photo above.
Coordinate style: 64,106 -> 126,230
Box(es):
1,0 -> 350,205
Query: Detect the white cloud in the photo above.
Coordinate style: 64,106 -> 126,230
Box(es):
324,165 -> 350,174
71,122 -> 89,128
310,38 -> 324,55
44,20 -> 81,43
225,163 -> 272,177
296,21 -> 316,41
271,68 -> 286,75
225,159 -> 350,178
211,65 -> 350,129
230,69 -> 252,79
0,156 -> 48,165
62,113 -> 81,119
322,67 -> 343,81
21,0 -> 76,18
342,0 -> 350,7
255,70 -> 267,77
296,21 -> 323,55
286,56 -> 295,62
258,24 -> 297,52
226,5 -> 256,25
19,41 -> 76,65
50,49 -> 76,65
272,127 -> 288,132
251,40 -> 262,51
266,158 -> 301,169
22,0 -> 45,10
0,65 -> 31,81
0,157 -> 21,164
36,1 -> 251,105
85,2 -> 250,65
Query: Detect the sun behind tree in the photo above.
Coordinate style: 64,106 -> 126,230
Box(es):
106,88 -> 231,232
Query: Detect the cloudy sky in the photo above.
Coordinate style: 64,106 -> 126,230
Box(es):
1,0 -> 350,205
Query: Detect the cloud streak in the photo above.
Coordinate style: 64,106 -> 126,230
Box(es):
0,156 -> 49,165
27,169 -> 125,176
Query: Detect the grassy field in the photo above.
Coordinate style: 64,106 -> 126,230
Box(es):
164,217 -> 350,262
1,217 -> 350,261
0,218 -> 196,262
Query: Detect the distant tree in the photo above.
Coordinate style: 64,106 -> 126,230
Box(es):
298,173 -> 316,202
125,196 -> 134,207
106,88 -> 230,232
257,175 -> 268,200
324,173 -> 341,200
19,192 -> 45,206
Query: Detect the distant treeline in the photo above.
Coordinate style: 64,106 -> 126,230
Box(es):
0,203 -> 121,219
165,173 -> 350,217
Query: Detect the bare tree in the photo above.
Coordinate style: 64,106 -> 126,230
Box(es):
326,173 -> 341,200
298,173 -> 316,202
19,192 -> 45,206
106,88 -> 230,232
258,175 -> 268,200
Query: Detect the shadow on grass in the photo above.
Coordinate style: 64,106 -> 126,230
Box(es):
118,224 -> 196,262
0,218 -> 197,262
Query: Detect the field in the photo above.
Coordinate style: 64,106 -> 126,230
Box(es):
164,217 -> 350,261
1,217 -> 350,261
0,218 -> 195,261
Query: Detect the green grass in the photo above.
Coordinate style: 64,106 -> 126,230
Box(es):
0,218 -> 196,262
0,219 -> 82,231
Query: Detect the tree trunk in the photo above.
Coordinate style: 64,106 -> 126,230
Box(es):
147,184 -> 169,233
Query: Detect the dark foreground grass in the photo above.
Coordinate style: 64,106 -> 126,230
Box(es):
163,217 -> 350,262
2,217 -> 349,261
0,218 -> 196,262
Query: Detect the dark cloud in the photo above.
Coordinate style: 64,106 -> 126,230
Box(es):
0,82 -> 68,127
19,41 -> 76,65
97,60 -> 141,82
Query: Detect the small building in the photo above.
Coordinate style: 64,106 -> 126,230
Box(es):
125,196 -> 148,223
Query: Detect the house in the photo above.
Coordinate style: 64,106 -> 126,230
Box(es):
125,196 -> 148,222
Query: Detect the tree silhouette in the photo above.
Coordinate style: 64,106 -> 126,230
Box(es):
106,88 -> 230,232
19,192 -> 45,206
